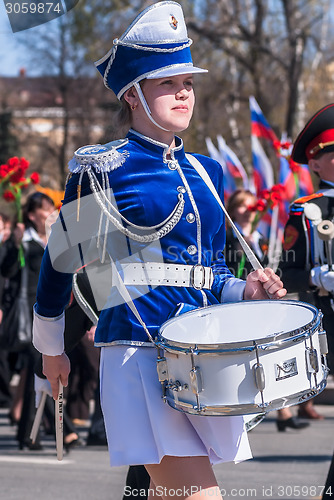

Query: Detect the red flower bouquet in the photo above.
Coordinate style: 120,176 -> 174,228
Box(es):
0,156 -> 40,266
247,184 -> 285,232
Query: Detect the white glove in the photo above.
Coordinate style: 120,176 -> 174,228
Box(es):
34,374 -> 53,408
310,265 -> 334,293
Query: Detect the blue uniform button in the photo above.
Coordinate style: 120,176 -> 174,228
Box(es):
186,213 -> 195,223
187,245 -> 197,255
168,160 -> 178,170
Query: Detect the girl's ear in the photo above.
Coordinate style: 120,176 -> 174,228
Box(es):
123,86 -> 138,109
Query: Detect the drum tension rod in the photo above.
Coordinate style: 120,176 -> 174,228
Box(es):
253,341 -> 266,408
156,346 -> 169,402
305,325 -> 320,392
190,348 -> 203,411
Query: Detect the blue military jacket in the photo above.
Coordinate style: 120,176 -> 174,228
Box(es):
35,130 -> 241,347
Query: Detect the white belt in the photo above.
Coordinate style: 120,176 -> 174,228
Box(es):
120,262 -> 214,290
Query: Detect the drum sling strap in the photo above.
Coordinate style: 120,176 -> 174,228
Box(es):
107,155 -> 264,346
185,154 -> 263,272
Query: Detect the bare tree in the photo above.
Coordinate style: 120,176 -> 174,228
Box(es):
186,0 -> 331,138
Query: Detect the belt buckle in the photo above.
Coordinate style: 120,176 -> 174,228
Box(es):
191,264 -> 206,290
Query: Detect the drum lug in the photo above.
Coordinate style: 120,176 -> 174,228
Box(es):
318,330 -> 328,355
189,367 -> 203,394
306,348 -> 319,373
167,380 -> 189,392
253,363 -> 266,392
156,357 -> 169,383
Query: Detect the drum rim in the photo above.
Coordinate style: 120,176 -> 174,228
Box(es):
158,300 -> 320,352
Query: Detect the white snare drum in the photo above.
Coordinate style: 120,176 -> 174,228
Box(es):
156,300 -> 328,416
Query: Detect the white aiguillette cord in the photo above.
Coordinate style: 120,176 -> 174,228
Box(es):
185,154 -> 263,272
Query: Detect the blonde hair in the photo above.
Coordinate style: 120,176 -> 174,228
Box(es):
116,98 -> 132,131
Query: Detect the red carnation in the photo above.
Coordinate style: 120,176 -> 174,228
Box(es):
280,141 -> 292,150
247,202 -> 258,212
19,158 -> 30,170
270,184 -> 284,205
0,164 -> 9,177
3,190 -> 15,202
259,189 -> 270,201
10,168 -> 26,184
30,172 -> 40,185
256,199 -> 267,212
7,157 -> 20,169
289,159 -> 301,174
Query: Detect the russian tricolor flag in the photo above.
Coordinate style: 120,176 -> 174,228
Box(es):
249,96 -> 279,145
279,156 -> 313,199
251,135 -> 274,195
216,135 -> 249,190
205,137 -> 236,198
279,156 -> 296,200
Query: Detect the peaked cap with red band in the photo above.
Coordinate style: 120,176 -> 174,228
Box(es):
292,103 -> 334,164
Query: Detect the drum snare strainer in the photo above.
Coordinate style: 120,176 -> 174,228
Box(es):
156,300 -> 329,416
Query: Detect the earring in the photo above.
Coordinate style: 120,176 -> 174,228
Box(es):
131,104 -> 137,110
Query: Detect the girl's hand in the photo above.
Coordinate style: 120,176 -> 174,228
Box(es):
42,352 -> 70,400
244,267 -> 287,300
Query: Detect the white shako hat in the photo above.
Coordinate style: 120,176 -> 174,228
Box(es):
95,1 -> 207,100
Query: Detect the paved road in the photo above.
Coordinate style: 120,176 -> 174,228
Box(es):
0,402 -> 333,500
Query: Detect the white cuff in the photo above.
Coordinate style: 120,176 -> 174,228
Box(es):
221,277 -> 246,303
32,306 -> 65,356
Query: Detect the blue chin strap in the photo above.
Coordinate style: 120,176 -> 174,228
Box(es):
134,82 -> 171,132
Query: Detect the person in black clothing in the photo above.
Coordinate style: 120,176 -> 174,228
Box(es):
0,212 -> 13,409
278,104 -> 334,421
0,192 -> 80,449
274,104 -> 334,498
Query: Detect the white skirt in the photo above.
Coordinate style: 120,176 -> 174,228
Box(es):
100,345 -> 252,467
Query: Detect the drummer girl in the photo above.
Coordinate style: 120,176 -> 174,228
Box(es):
33,2 -> 286,498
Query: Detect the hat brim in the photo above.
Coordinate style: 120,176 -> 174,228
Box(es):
292,103 -> 334,164
146,64 -> 208,79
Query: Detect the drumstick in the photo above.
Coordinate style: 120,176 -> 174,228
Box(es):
30,391 -> 47,444
55,380 -> 64,461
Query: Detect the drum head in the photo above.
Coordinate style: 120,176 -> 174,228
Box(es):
159,300 -> 317,348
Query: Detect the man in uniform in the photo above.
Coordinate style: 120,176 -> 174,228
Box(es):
279,103 -> 334,420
